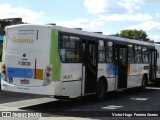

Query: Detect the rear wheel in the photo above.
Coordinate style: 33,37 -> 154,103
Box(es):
141,76 -> 147,91
96,79 -> 107,100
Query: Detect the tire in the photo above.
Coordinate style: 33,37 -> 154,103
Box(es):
96,79 -> 107,101
141,76 -> 147,91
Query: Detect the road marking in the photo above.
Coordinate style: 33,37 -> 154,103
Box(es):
147,87 -> 160,90
0,97 -> 57,108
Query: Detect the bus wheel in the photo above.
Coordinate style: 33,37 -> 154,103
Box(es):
96,79 -> 107,101
141,76 -> 147,91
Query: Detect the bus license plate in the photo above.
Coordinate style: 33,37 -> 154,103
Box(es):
20,79 -> 29,84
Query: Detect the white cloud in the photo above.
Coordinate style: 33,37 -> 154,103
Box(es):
126,21 -> 160,32
156,12 -> 160,18
123,0 -> 160,3
149,35 -> 160,42
156,13 -> 160,18
118,1 -> 140,14
56,18 -> 104,31
83,0 -> 159,41
138,0 -> 160,3
84,0 -> 108,14
99,13 -> 153,22
84,0 -> 140,15
0,3 -> 45,24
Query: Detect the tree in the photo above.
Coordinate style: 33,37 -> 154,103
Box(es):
116,29 -> 150,41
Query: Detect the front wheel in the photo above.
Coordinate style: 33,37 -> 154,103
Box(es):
96,80 -> 107,101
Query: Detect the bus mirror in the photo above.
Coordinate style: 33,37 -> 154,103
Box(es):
157,52 -> 159,58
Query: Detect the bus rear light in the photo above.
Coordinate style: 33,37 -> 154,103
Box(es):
46,72 -> 51,77
2,70 -> 6,74
46,66 -> 52,72
1,64 -> 7,82
1,64 -> 6,75
2,64 -> 6,69
43,65 -> 52,86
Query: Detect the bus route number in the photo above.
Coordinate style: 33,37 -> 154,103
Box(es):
18,61 -> 31,66
63,75 -> 72,80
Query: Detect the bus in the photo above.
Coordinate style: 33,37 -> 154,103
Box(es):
0,36 -> 3,81
1,24 -> 157,100
0,18 -> 23,88
155,43 -> 160,80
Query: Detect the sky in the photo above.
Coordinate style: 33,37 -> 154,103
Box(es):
0,0 -> 160,41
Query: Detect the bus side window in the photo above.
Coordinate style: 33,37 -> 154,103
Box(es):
142,46 -> 148,63
60,49 -> 66,62
128,45 -> 134,63
82,43 -> 86,63
59,35 -> 80,62
98,40 -> 105,62
157,52 -> 159,58
135,45 -> 142,63
106,42 -> 113,63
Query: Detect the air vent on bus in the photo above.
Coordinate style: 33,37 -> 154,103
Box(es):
74,28 -> 82,30
94,32 -> 103,34
46,23 -> 56,26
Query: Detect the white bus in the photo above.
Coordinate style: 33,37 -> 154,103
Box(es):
1,24 -> 157,100
0,18 -> 23,88
155,43 -> 160,80
0,37 -> 3,85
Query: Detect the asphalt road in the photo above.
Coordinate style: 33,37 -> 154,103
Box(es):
1,84 -> 160,120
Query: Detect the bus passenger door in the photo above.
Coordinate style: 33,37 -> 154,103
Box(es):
82,41 -> 98,94
115,45 -> 128,89
149,49 -> 157,81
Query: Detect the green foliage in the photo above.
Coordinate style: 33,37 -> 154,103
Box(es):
117,29 -> 149,41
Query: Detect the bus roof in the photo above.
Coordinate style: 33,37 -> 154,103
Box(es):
5,24 -> 154,47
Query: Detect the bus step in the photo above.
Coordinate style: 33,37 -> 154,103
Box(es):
116,88 -> 126,91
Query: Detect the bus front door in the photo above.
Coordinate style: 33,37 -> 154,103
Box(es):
149,49 -> 157,81
82,41 -> 98,94
116,45 -> 128,89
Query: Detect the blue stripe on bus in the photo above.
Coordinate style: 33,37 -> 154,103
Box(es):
107,64 -> 118,76
7,67 -> 35,79
0,36 -> 4,40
